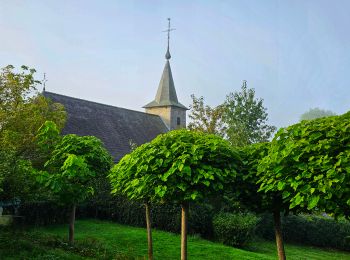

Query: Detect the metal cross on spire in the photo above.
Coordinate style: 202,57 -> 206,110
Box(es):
162,18 -> 175,60
42,73 -> 48,92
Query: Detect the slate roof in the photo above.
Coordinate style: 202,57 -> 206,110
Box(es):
143,60 -> 188,110
44,91 -> 168,162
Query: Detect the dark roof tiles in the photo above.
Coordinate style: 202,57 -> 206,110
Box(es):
44,92 -> 168,162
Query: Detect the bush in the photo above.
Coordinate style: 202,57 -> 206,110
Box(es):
256,213 -> 350,251
213,212 -> 259,247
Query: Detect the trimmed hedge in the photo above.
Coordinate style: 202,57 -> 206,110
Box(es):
213,212 -> 259,247
18,201 -> 69,226
256,213 -> 350,251
85,195 -> 215,238
18,197 -> 350,251
18,196 -> 214,237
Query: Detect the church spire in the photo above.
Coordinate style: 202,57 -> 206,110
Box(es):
143,18 -> 188,130
143,18 -> 186,110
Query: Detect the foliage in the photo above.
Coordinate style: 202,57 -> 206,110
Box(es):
36,120 -> 61,156
36,124 -> 113,205
0,65 -> 66,157
213,212 -> 260,247
258,111 -> 350,217
222,142 -> 289,214
0,65 -> 66,201
0,149 -> 37,202
234,142 -> 271,212
188,94 -> 226,137
110,129 -> 240,258
34,122 -> 112,243
110,129 -> 240,203
300,107 -> 336,121
237,142 -> 290,260
223,81 -> 276,147
256,213 -> 350,251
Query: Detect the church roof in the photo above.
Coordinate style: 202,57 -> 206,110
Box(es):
44,91 -> 168,162
143,60 -> 188,110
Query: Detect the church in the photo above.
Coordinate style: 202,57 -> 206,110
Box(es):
43,21 -> 188,162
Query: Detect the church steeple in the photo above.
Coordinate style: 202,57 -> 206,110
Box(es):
143,59 -> 186,109
143,18 -> 188,130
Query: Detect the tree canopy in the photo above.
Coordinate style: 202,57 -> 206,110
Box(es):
0,65 -> 66,157
300,107 -> 336,121
187,81 -> 276,147
224,81 -> 276,147
37,123 -> 113,204
188,94 -> 226,137
0,65 -> 66,202
258,111 -> 350,217
110,129 -> 240,203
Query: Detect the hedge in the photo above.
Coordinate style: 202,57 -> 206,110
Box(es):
256,213 -> 350,251
17,198 -> 350,251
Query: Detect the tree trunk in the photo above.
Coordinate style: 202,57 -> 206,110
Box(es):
181,202 -> 189,260
273,209 -> 286,260
69,204 -> 76,245
145,202 -> 153,260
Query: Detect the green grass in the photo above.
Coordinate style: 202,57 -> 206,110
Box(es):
1,219 -> 350,259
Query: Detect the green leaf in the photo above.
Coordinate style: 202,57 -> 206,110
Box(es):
307,196 -> 320,210
277,182 -> 285,191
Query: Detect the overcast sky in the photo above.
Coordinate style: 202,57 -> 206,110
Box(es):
1,0 -> 349,128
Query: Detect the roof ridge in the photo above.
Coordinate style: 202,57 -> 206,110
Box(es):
44,91 -> 162,117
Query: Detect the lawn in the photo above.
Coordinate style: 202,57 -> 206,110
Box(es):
1,219 -> 350,259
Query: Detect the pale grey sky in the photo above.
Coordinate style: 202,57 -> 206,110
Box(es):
1,0 -> 349,128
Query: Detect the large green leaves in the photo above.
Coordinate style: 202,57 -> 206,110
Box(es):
109,129 -> 241,204
258,111 -> 350,217
35,122 -> 113,204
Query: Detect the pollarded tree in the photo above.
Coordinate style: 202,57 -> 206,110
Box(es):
110,129 -> 241,260
109,142 -> 156,260
258,111 -> 350,258
35,121 -> 113,244
237,143 -> 291,260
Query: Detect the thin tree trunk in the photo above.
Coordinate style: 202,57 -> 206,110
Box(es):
181,202 -> 189,260
273,209 -> 286,260
145,202 -> 153,260
69,204 -> 76,245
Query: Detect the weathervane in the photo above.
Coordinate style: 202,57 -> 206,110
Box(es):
42,73 -> 48,92
162,18 -> 175,60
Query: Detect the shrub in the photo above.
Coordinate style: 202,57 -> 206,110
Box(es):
213,212 -> 260,247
